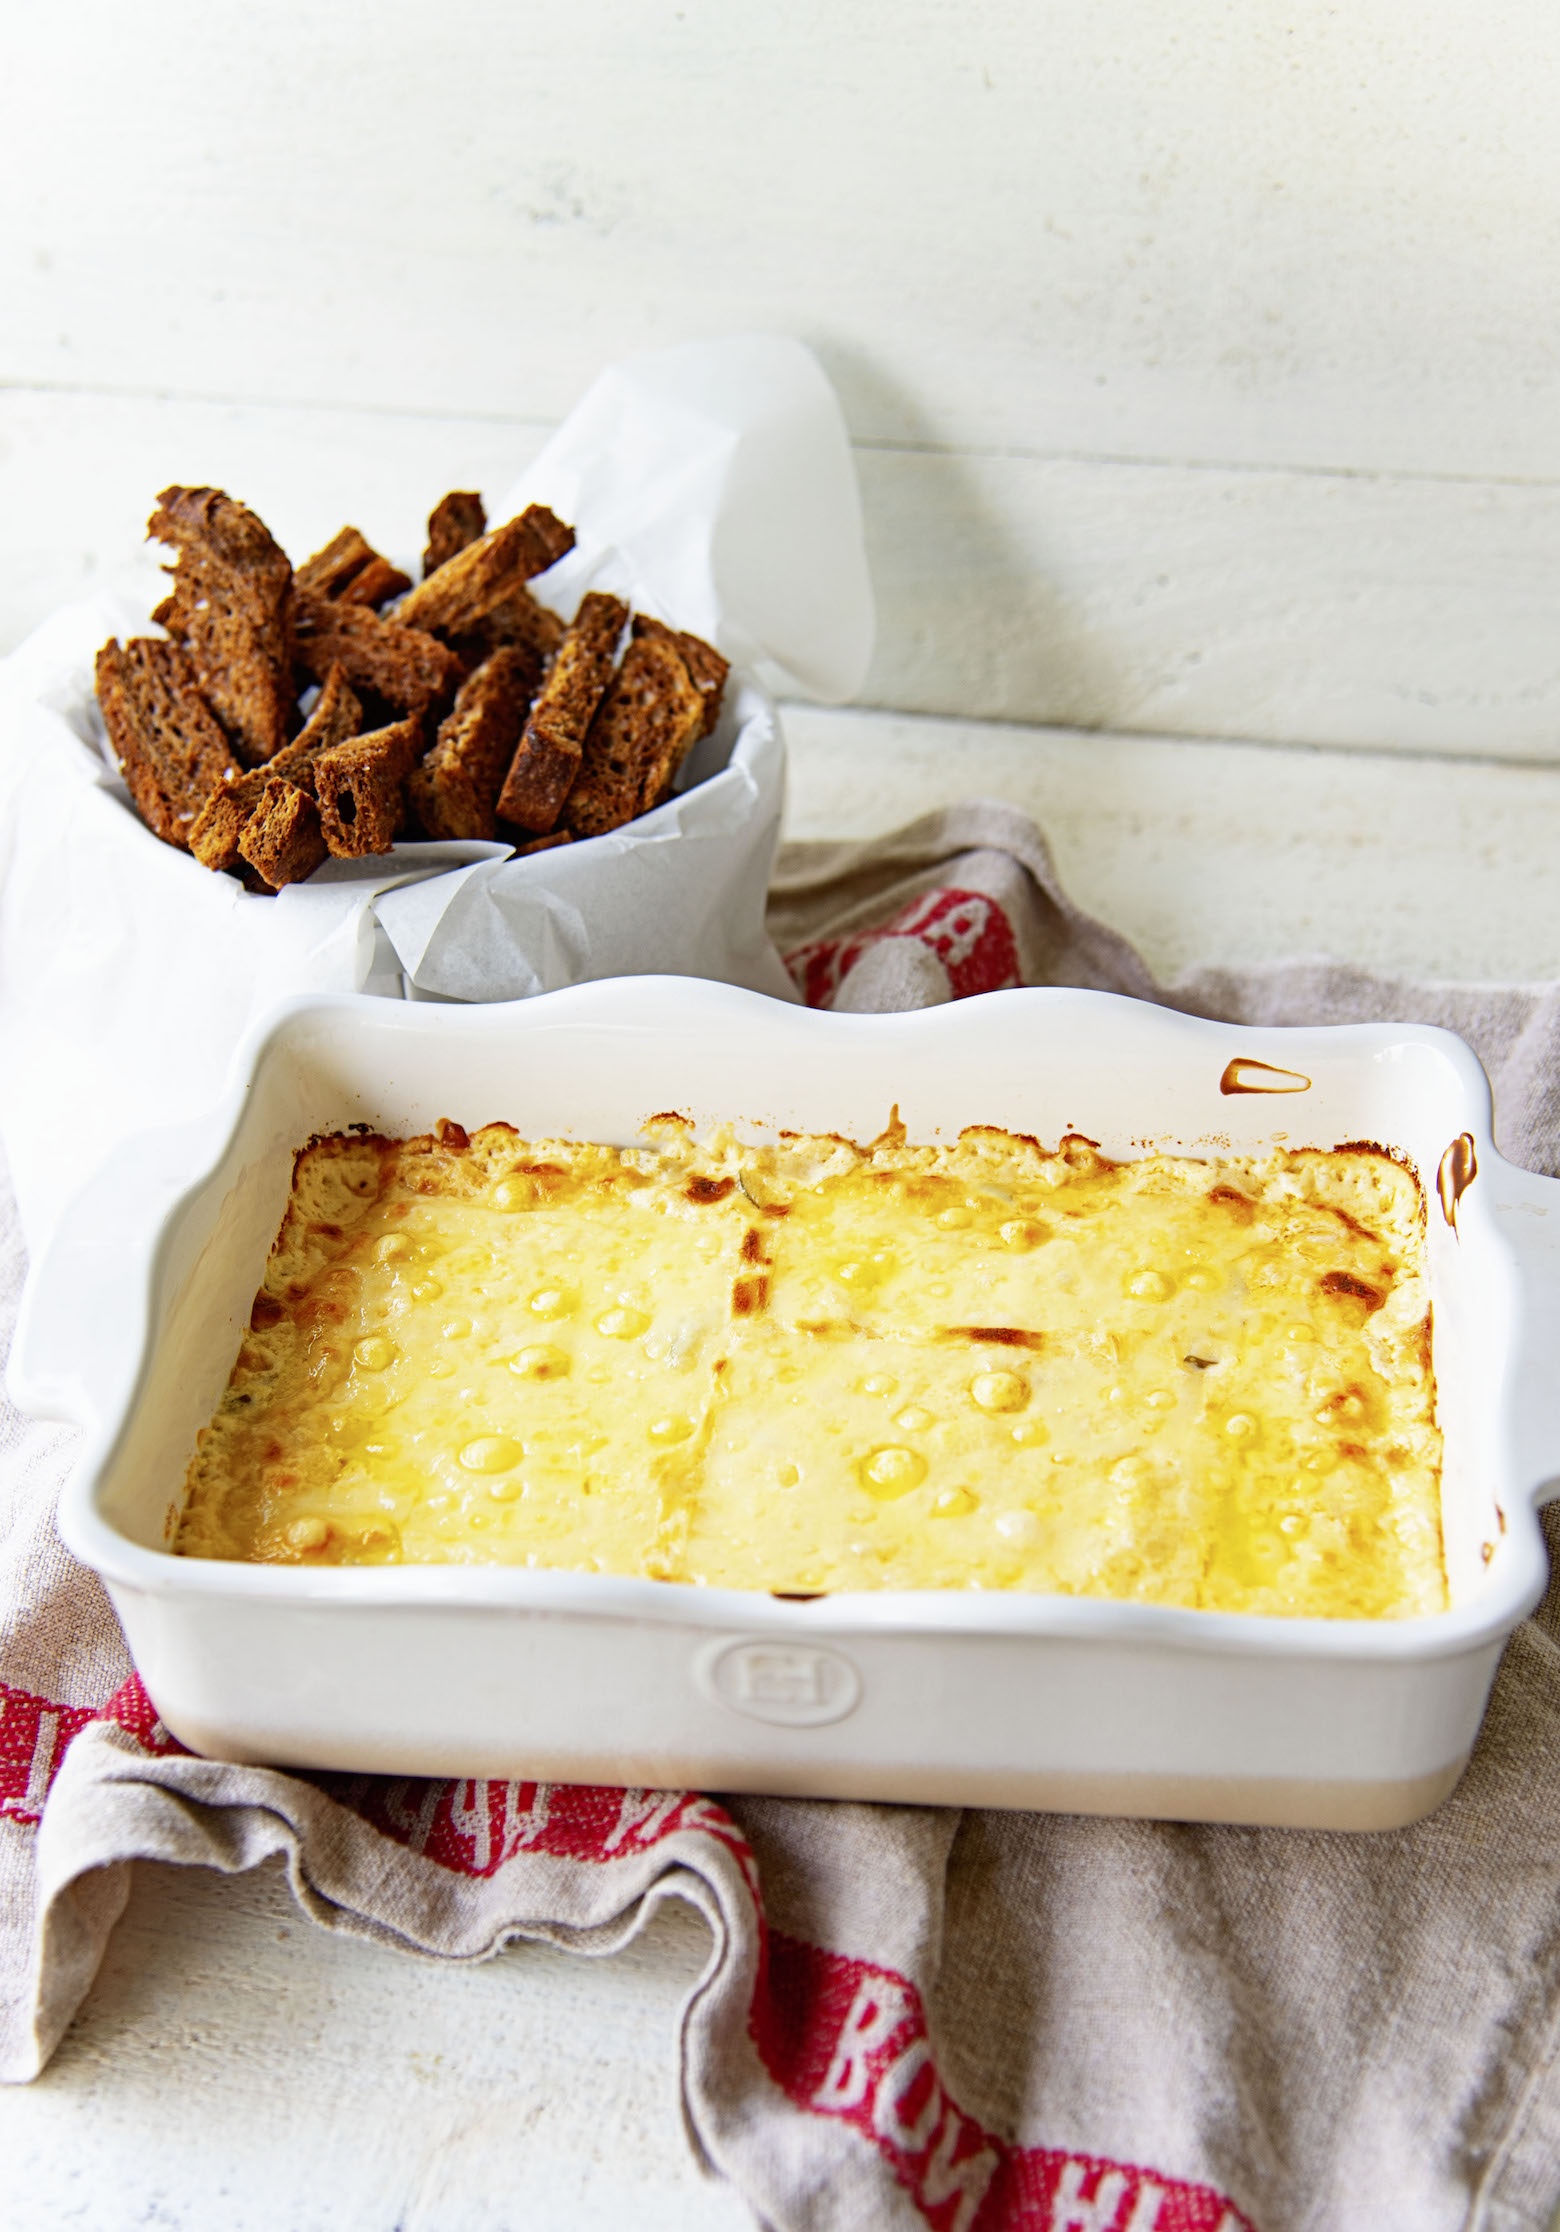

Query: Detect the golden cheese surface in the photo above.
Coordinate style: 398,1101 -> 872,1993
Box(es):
176,1118 -> 1446,1617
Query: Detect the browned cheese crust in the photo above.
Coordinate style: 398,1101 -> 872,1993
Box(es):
314,717 -> 420,857
565,632 -> 706,837
294,591 -> 461,715
495,591 -> 628,832
190,665 -> 362,874
296,526 -> 410,609
95,637 -> 241,849
395,505 -> 575,635
423,490 -> 487,578
239,776 -> 329,889
410,646 -> 540,840
631,614 -> 728,740
148,486 -> 295,766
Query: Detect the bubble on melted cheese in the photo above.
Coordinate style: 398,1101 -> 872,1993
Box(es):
174,1120 -> 1446,1618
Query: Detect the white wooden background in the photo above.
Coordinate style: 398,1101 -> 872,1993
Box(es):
4,0 -> 1559,757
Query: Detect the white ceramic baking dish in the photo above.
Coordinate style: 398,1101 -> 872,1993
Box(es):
13,979 -> 1560,1830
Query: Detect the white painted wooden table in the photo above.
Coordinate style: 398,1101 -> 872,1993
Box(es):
5,706 -> 1560,2231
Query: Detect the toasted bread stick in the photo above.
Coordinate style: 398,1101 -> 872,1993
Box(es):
287,663 -> 365,766
423,491 -> 487,579
630,615 -> 728,740
187,781 -> 252,875
337,555 -> 409,609
148,486 -> 295,766
294,592 -> 461,716
457,583 -> 565,673
297,527 -> 411,609
314,717 -> 420,857
95,636 -> 242,849
190,665 -> 361,871
495,592 -> 627,832
239,777 -> 329,889
396,505 -> 575,635
411,646 -> 539,841
565,633 -> 705,839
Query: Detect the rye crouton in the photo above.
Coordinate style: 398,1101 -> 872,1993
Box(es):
187,779 -> 254,875
278,661 -> 363,770
564,633 -> 706,838
148,486 -> 295,766
314,717 -> 420,857
457,584 -> 566,673
423,491 -> 487,578
495,592 -> 627,832
631,614 -> 728,741
297,526 -> 410,609
95,637 -> 241,849
294,592 -> 461,717
410,646 -> 539,841
238,776 -> 329,889
190,665 -> 362,872
396,505 -> 575,636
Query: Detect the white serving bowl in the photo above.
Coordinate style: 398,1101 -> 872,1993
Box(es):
14,979 -> 1560,1830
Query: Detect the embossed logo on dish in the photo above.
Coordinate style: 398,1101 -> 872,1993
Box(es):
1219,1058 -> 1312,1096
699,1639 -> 863,1727
1437,1132 -> 1478,1231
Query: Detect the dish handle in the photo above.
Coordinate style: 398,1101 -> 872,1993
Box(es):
6,1113 -> 222,1434
1490,1156 -> 1560,1506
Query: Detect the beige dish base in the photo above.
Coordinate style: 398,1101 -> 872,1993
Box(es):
164,1717 -> 1470,1833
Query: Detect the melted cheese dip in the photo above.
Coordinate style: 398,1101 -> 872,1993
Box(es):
176,1119 -> 1445,1617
